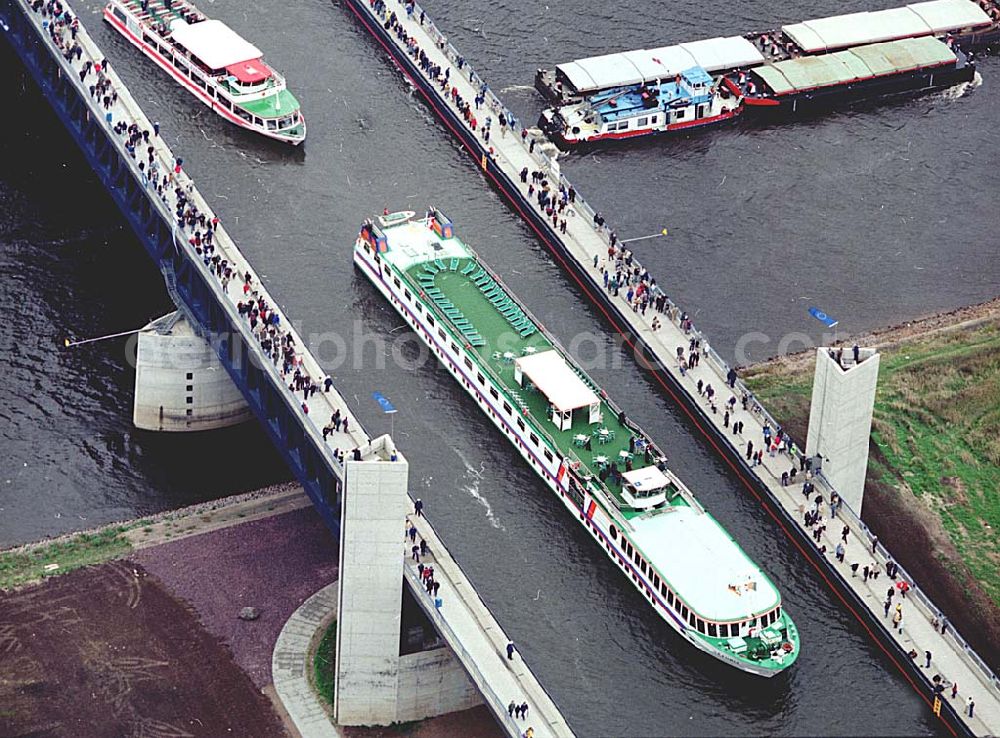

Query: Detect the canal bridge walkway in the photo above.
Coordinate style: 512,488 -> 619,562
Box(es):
405,512 -> 574,738
2,2 -> 574,735
343,0 -> 1000,733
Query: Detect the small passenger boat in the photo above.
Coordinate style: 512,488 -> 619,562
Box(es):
539,66 -> 741,147
355,210 -> 801,677
103,0 -> 305,144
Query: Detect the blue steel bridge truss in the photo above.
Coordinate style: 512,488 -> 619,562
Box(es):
1,0 -> 342,534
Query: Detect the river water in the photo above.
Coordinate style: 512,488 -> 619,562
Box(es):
4,0 -> 996,732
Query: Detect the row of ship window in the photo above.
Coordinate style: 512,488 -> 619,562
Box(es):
392,269 -> 554,468
601,522 -> 781,639
605,107 -> 695,133
605,114 -> 658,131
372,249 -> 784,643
123,19 -> 298,132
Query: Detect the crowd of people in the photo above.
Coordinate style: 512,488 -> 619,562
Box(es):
352,9 -> 984,715
406,516 -> 443,609
32,0 -> 985,724
28,0 -> 364,466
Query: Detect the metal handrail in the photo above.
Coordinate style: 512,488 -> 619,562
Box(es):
364,0 -> 1000,696
26,1 -> 364,471
404,514 -> 573,735
402,565 -> 526,736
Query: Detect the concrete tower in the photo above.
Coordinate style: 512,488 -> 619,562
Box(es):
333,436 -> 479,726
806,346 -> 880,514
133,312 -> 250,431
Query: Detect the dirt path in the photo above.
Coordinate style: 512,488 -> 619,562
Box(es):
126,484 -> 312,550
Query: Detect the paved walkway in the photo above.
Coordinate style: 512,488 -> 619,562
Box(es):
350,0 -> 1000,733
21,0 -> 369,471
272,581 -> 342,738
406,513 -> 574,738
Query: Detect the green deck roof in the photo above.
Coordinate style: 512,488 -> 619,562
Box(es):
241,89 -> 301,118
402,258 -> 672,516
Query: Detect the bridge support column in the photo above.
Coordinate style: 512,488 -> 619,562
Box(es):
334,436 -> 479,726
133,312 -> 251,432
806,347 -> 880,513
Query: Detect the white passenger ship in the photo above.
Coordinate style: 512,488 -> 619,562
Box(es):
103,0 -> 305,144
354,210 -> 801,676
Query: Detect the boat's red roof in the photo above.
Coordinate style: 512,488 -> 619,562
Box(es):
225,58 -> 272,83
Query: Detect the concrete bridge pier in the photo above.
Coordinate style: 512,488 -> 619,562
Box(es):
133,312 -> 251,432
334,435 -> 480,727
806,346 -> 880,513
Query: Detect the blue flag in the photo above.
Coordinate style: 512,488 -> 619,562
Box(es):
809,307 -> 839,328
372,391 -> 397,414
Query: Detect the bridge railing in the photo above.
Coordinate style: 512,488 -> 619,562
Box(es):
404,513 -> 572,737
367,0 -> 1000,699
402,565 -> 526,737
25,0 -> 369,480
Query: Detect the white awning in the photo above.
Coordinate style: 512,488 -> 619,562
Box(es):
622,466 -> 671,492
782,0 -> 990,53
621,47 -> 696,81
170,19 -> 262,70
554,36 -> 763,94
908,0 -> 991,32
679,36 -> 764,72
515,350 -> 598,413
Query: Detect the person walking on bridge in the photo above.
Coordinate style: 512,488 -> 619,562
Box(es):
506,641 -> 516,660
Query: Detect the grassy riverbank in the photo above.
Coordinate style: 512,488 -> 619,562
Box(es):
0,483 -> 307,591
742,302 -> 1000,665
0,526 -> 133,589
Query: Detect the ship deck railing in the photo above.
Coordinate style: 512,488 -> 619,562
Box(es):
402,256 -> 664,522
360,0 -> 1000,720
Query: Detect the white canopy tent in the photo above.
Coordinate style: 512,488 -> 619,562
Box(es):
514,350 -> 600,430
170,19 -> 262,70
515,350 -> 597,412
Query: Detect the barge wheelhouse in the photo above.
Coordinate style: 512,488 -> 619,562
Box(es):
354,211 -> 801,677
540,66 -> 741,147
103,0 -> 305,144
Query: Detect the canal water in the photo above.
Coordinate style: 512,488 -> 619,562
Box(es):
5,0 -> 997,732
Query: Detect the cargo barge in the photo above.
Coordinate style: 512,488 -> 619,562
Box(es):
534,0 -> 996,105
